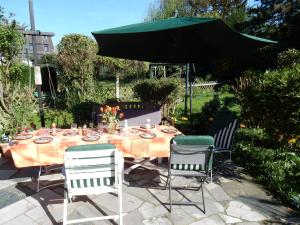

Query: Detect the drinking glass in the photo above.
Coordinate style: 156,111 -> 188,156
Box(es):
71,123 -> 77,136
98,122 -> 104,135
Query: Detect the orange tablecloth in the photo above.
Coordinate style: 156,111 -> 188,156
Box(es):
2,126 -> 180,168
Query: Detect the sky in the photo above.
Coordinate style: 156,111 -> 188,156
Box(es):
0,0 -> 155,45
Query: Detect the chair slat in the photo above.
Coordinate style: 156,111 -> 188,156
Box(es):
65,149 -> 115,159
67,170 -> 115,180
65,156 -> 114,167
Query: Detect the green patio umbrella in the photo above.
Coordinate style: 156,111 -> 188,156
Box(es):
92,17 -> 277,117
92,17 -> 277,63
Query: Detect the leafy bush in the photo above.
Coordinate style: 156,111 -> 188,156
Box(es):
44,109 -> 74,128
0,85 -> 37,135
134,77 -> 182,116
277,49 -> 300,68
57,34 -> 98,108
234,65 -> 300,146
234,128 -> 300,209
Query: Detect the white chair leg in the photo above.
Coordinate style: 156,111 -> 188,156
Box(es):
63,190 -> 68,225
36,166 -> 42,192
118,181 -> 123,225
158,157 -> 163,164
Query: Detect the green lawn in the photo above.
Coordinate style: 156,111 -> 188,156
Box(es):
176,89 -> 239,115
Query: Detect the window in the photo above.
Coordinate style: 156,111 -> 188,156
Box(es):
43,45 -> 49,52
28,44 -> 33,51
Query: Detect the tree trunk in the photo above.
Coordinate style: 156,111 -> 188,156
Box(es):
115,73 -> 120,100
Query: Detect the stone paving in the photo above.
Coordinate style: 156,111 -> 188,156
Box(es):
0,156 -> 299,225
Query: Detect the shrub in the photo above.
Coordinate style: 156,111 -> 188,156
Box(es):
44,108 -> 74,128
133,77 -> 182,116
57,34 -> 98,108
234,65 -> 300,146
1,85 -> 37,135
277,49 -> 300,68
234,128 -> 300,209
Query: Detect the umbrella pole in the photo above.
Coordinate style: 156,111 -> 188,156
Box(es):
189,64 -> 193,126
184,64 -> 189,115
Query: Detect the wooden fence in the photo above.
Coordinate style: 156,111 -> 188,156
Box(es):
102,81 -> 222,102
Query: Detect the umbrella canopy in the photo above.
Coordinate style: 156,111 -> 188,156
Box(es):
92,17 -> 277,63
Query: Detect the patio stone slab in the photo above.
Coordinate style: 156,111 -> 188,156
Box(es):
143,216 -> 173,225
219,214 -> 242,224
226,200 -> 267,222
180,198 -> 224,220
71,203 -> 113,225
123,186 -> 161,205
25,206 -> 54,225
205,183 -> 231,202
236,222 -> 261,225
2,214 -> 38,225
180,187 -> 214,201
67,209 -> 110,225
124,209 -> 144,225
139,202 -> 169,220
168,208 -> 195,225
148,188 -> 183,203
26,188 -> 63,207
0,199 -> 35,224
0,184 -> 33,209
0,179 -> 16,191
189,215 -> 225,225
0,170 -> 17,180
94,191 -> 143,213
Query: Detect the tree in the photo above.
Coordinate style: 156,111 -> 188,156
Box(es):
245,0 -> 300,48
145,0 -> 247,29
96,57 -> 147,99
0,7 -> 36,134
57,34 -> 98,107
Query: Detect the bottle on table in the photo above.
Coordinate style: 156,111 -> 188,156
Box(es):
124,119 -> 129,136
78,127 -> 82,136
82,124 -> 87,136
51,123 -> 57,136
145,118 -> 151,133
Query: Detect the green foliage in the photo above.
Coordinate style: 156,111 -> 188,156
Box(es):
234,128 -> 300,209
277,49 -> 300,68
145,0 -> 247,29
234,64 -> 300,146
44,108 -> 74,128
0,20 -> 25,89
95,56 -> 147,81
3,85 -> 37,135
0,12 -> 36,135
245,0 -> 300,48
134,77 -> 182,106
57,34 -> 98,108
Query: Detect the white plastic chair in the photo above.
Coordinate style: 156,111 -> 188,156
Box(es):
63,144 -> 124,225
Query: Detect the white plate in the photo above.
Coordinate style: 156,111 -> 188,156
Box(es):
139,133 -> 156,139
34,137 -> 53,144
82,135 -> 100,142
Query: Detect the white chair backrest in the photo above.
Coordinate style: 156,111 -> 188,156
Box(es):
64,144 -> 122,194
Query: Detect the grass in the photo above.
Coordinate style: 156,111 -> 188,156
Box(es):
177,89 -> 240,115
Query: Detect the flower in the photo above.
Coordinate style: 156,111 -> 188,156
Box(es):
181,116 -> 188,121
288,138 -> 297,144
99,105 -> 123,124
240,123 -> 246,128
208,117 -> 214,122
